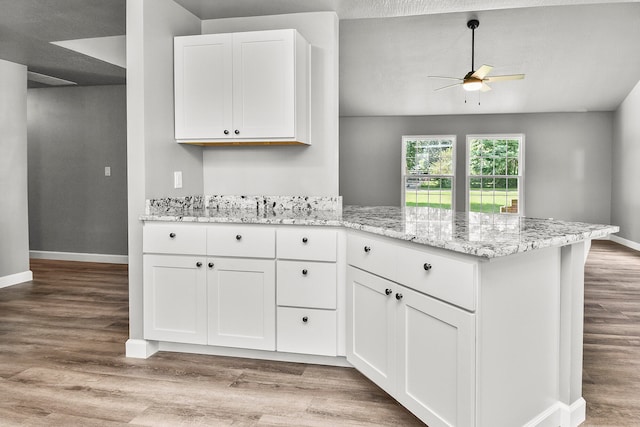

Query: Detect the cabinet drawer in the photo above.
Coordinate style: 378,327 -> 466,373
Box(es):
143,224 -> 206,255
277,307 -> 337,356
277,228 -> 337,261
207,225 -> 275,258
277,261 -> 336,309
347,233 -> 396,280
396,246 -> 477,311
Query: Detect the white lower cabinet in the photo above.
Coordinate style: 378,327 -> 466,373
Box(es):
277,307 -> 337,356
347,266 -> 475,427
143,254 -> 208,345
207,257 -> 276,351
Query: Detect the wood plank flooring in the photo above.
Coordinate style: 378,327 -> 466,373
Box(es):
0,259 -> 422,426
583,240 -> 640,426
0,240 -> 638,426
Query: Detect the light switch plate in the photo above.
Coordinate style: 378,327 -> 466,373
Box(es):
105,166 -> 111,177
174,171 -> 182,189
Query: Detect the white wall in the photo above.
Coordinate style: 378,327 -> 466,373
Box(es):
0,59 -> 30,287
126,0 -> 201,341
340,112 -> 613,224
612,79 -> 640,246
201,12 -> 339,196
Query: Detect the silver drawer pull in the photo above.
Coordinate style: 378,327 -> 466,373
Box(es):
169,232 -> 176,238
302,316 -> 309,323
364,246 -> 371,253
423,263 -> 432,271
395,293 -> 403,300
302,237 -> 308,243
302,269 -> 308,276
235,234 -> 242,240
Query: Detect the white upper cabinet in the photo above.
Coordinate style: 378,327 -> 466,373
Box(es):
174,29 -> 310,145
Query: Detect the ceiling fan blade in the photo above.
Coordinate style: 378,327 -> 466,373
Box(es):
480,83 -> 492,92
435,82 -> 462,91
472,65 -> 493,79
484,74 -> 525,82
428,76 -> 463,81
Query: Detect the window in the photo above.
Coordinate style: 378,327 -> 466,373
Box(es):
466,134 -> 524,214
402,136 -> 455,209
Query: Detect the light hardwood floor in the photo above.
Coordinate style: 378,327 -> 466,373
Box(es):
0,240 -> 637,426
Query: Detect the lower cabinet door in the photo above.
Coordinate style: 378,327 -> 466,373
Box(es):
277,307 -> 337,356
207,257 -> 276,351
143,254 -> 207,344
396,285 -> 476,427
346,267 -> 397,394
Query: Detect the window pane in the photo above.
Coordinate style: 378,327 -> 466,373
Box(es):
482,157 -> 495,175
494,139 -> 507,156
468,135 -> 523,215
494,158 -> 507,176
507,139 -> 519,155
482,139 -> 494,156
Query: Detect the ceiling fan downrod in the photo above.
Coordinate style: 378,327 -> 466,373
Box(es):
467,19 -> 479,73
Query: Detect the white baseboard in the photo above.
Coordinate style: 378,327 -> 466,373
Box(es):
0,270 -> 33,289
609,235 -> 640,252
158,341 -> 352,367
30,250 -> 128,264
125,339 -> 159,359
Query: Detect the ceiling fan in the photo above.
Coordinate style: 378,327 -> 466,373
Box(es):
430,19 -> 524,92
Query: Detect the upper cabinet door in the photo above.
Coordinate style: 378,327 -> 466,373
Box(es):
174,29 -> 310,145
232,30 -> 295,140
174,34 -> 233,140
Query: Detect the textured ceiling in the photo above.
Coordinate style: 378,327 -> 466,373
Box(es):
340,2 -> 640,115
0,0 -> 126,87
1,0 -> 638,116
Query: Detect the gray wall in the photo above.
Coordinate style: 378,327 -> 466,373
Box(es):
0,59 -> 29,279
612,80 -> 640,244
340,112 -> 613,224
27,85 -> 128,255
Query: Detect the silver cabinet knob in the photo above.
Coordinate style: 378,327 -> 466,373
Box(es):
302,237 -> 308,243
196,262 -> 202,268
364,246 -> 371,253
236,234 -> 242,240
302,316 -> 308,323
224,129 -> 229,135
395,293 -> 403,300
423,263 -> 432,271
385,288 -> 392,296
169,232 -> 176,238
208,262 -> 214,269
302,269 -> 308,276
234,129 -> 240,135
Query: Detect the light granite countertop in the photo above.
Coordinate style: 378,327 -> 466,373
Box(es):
140,204 -> 619,259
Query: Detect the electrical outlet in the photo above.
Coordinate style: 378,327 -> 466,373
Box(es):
105,166 -> 111,177
174,171 -> 182,189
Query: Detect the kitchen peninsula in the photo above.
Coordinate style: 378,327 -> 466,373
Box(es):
134,195 -> 618,427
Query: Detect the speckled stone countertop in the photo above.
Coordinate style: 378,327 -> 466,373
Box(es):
141,201 -> 619,258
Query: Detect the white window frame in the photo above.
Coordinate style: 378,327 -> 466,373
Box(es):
465,134 -> 525,215
401,135 -> 456,210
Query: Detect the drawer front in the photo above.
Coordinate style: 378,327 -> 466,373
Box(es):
277,307 -> 337,356
277,260 -> 336,309
277,228 -> 337,262
347,233 -> 396,280
143,224 -> 206,255
396,245 -> 477,311
207,225 -> 275,258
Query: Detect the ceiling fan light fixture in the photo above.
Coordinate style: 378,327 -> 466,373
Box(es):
463,79 -> 483,91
